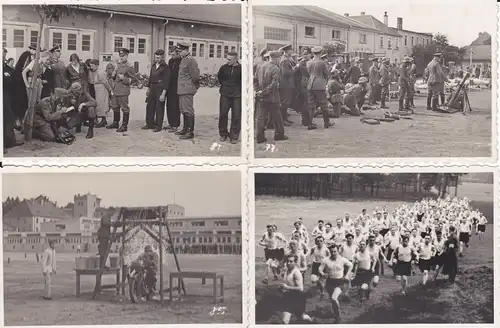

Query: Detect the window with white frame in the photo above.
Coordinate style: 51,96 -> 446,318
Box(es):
396,38 -> 399,49
224,45 -> 229,56
81,34 -> 91,51
30,31 -> 38,49
305,26 -> 315,37
67,33 -> 77,51
199,43 -> 205,57
411,36 -> 414,46
416,37 -> 419,45
138,38 -> 146,54
192,42 -> 198,56
128,37 -> 135,53
264,26 -> 291,41
332,30 -> 341,39
404,35 -> 408,47
380,36 -> 384,48
216,44 -> 222,58
359,33 -> 367,44
13,29 -> 24,48
209,44 -> 215,58
2,29 -> 6,48
388,37 -> 392,49
114,36 -> 123,53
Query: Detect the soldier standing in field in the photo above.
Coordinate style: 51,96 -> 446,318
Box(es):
407,57 -> 417,108
255,51 -> 287,144
144,49 -> 170,132
295,53 -> 311,126
379,58 -> 391,109
106,48 -> 135,132
398,57 -> 411,111
368,58 -> 380,105
175,41 -> 200,140
426,53 -> 446,111
253,48 -> 268,123
279,44 -> 296,126
306,46 -> 334,130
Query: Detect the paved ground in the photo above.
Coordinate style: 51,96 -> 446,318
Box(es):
5,87 -> 241,157
3,253 -> 242,325
255,90 -> 492,158
254,182 -> 494,324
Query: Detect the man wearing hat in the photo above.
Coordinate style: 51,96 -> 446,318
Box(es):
347,57 -> 362,85
379,58 -> 391,109
255,51 -> 287,143
165,46 -> 182,132
144,49 -> 170,132
279,44 -> 296,126
49,45 -> 67,89
11,45 -> 37,130
106,48 -> 135,132
326,69 -> 344,118
32,88 -> 71,141
343,77 -> 368,116
306,46 -> 334,129
217,51 -> 242,143
426,53 -> 446,111
67,82 -> 98,139
175,41 -> 200,140
398,57 -> 412,111
368,57 -> 381,106
3,48 -> 23,150
254,48 -> 269,120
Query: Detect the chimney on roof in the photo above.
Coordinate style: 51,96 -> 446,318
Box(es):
344,13 -> 349,17
361,12 -> 365,15
384,11 -> 388,26
397,17 -> 403,30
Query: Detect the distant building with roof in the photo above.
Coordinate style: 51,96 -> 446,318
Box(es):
2,4 -> 241,74
463,32 -> 492,73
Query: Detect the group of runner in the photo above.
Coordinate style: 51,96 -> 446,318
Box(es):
258,196 -> 488,324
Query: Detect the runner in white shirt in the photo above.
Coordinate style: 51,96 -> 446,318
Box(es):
287,240 -> 307,277
352,239 -> 376,301
366,234 -> 388,287
353,226 -> 365,246
311,220 -> 325,239
384,226 -> 400,275
259,225 -> 287,283
339,233 -> 357,296
390,235 -> 419,295
309,236 -> 330,298
291,231 -> 310,256
343,213 -> 354,234
477,215 -> 487,241
322,223 -> 335,245
458,218 -> 472,257
332,219 -> 346,245
417,234 -> 435,285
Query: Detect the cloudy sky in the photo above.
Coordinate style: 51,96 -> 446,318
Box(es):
2,171 -> 241,217
255,0 -> 497,47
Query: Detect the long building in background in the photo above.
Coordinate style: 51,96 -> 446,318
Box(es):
2,4 -> 242,74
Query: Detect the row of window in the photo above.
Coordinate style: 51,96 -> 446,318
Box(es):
168,219 -> 241,228
177,236 -> 241,244
264,26 -> 342,42
114,36 -> 147,54
5,237 -> 98,244
5,236 -> 240,245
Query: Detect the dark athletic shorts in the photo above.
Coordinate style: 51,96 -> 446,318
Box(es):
394,261 -> 412,276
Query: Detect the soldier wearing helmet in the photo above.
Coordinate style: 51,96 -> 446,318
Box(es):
326,69 -> 344,118
398,57 -> 412,111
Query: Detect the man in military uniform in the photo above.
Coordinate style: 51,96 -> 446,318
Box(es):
32,88 -> 71,142
368,57 -> 380,105
106,48 -> 136,132
407,57 -> 417,108
306,46 -> 334,130
175,41 -> 200,140
145,49 -> 170,132
49,45 -> 67,89
326,69 -> 344,118
3,48 -> 22,150
217,51 -> 242,143
253,48 -> 268,123
379,58 -> 391,109
67,82 -> 98,139
398,57 -> 411,111
295,52 -> 311,126
426,53 -> 446,111
255,51 -> 287,143
347,58 -> 362,84
279,44 -> 296,126
343,77 -> 368,116
165,46 -> 182,132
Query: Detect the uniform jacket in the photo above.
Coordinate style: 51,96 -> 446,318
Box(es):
346,84 -> 367,102
379,64 -> 391,85
307,58 -> 329,91
177,54 -> 200,95
72,91 -> 97,110
296,60 -> 309,90
279,55 -> 295,90
368,65 -> 380,85
253,58 -> 267,89
34,96 -> 63,127
41,247 -> 56,274
113,61 -> 136,96
217,62 -> 242,97
327,79 -> 344,103
40,67 -> 55,99
398,65 -> 409,85
347,65 -> 361,84
168,57 -> 182,93
148,60 -> 170,92
426,59 -> 445,84
51,59 -> 67,89
256,61 -> 281,104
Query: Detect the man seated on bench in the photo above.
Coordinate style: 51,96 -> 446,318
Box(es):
136,245 -> 159,295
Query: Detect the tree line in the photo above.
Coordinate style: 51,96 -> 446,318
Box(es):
255,173 -> 466,200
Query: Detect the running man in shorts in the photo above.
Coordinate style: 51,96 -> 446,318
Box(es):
280,254 -> 313,324
339,233 -> 357,295
390,235 -> 419,295
309,236 -> 330,298
352,239 -> 376,301
477,215 -> 487,241
287,240 -> 307,277
259,225 -> 287,284
458,218 -> 472,257
384,225 -> 401,276
318,244 -> 353,324
417,234 -> 436,285
367,234 -> 388,287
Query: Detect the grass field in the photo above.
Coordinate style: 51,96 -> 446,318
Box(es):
3,253 -> 242,325
254,182 -> 494,324
255,90 -> 492,158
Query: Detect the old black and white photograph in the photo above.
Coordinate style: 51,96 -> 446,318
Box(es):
2,169 -> 243,325
252,0 -> 495,159
254,171 -> 494,324
2,3 -> 243,158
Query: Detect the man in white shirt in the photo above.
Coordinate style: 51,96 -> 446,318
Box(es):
41,239 -> 56,300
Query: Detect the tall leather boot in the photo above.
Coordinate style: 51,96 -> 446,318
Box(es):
175,114 -> 188,135
86,118 -> 95,139
426,92 -> 432,110
398,98 -> 404,111
432,98 -> 439,111
179,115 -> 194,139
106,111 -> 120,129
440,93 -> 445,106
116,113 -> 129,132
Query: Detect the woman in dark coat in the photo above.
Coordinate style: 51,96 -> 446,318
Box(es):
65,53 -> 89,92
11,47 -> 35,129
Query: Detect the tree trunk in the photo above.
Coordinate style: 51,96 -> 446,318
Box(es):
24,18 -> 44,141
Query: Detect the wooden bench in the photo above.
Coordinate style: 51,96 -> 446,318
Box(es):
74,268 -> 120,297
169,271 -> 224,304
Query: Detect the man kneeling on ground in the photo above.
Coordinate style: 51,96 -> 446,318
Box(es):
67,82 -> 98,139
342,77 -> 368,116
33,88 -> 71,142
